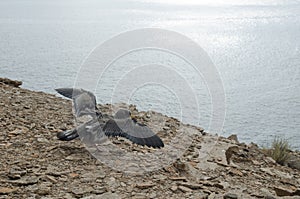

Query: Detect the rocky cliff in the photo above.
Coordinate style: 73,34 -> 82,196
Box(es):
0,78 -> 299,199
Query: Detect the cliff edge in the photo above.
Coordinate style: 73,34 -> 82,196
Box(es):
0,78 -> 299,199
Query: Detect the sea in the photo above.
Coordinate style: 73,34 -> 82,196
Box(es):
0,0 -> 299,150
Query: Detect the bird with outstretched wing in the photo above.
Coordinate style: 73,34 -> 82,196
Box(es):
55,88 -> 164,148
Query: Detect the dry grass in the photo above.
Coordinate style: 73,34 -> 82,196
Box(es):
265,137 -> 291,165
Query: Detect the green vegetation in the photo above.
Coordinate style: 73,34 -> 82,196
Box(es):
265,137 -> 291,165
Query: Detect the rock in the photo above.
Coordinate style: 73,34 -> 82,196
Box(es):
0,77 -> 22,87
293,189 -> 300,196
260,168 -> 274,176
169,176 -> 187,181
170,185 -> 178,192
273,169 -> 293,179
105,177 -> 119,190
265,157 -> 277,164
36,185 -> 51,196
260,188 -> 276,198
216,161 -> 229,167
248,142 -> 259,149
120,182 -> 126,187
81,192 -> 120,199
229,168 -> 243,176
65,154 -> 82,160
136,182 -> 155,189
274,186 -> 294,196
173,159 -> 187,171
9,128 -> 26,136
45,175 -> 57,183
69,173 -> 79,178
98,192 -> 121,199
287,155 -> 300,171
219,181 -> 230,190
177,182 -> 203,189
132,193 -> 148,199
178,185 -> 192,193
214,183 -> 224,189
223,193 -> 238,199
0,187 -> 17,194
194,192 -> 208,199
148,192 -> 157,198
95,171 -> 106,179
8,168 -> 25,180
80,195 -> 100,199
225,146 -> 239,165
227,134 -> 239,143
37,137 -> 49,143
80,173 -> 96,183
208,192 -> 216,199
200,180 -> 224,189
153,174 -> 167,181
264,196 -> 276,199
10,176 -> 39,186
71,186 -> 94,196
252,160 -> 263,165
63,193 -> 75,199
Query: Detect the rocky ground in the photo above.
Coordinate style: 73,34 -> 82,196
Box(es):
0,78 -> 299,199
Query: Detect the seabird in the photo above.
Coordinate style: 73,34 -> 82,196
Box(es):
55,88 -> 164,148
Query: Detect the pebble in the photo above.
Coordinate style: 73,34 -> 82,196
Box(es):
208,192 -> 216,199
149,192 -> 157,198
223,193 -> 238,199
136,182 -> 155,189
177,182 -> 203,189
9,177 -> 39,186
260,168 -> 274,176
170,185 -> 178,192
169,176 -> 187,181
274,186 -> 294,196
71,187 -> 94,196
45,175 -> 57,183
91,186 -> 106,194
0,187 -> 17,194
227,134 -> 239,143
178,185 -> 192,193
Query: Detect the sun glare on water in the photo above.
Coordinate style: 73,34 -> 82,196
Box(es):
136,0 -> 284,6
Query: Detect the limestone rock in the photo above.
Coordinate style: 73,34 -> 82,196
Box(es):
274,186 -> 294,196
178,185 -> 192,193
177,182 -> 203,189
0,77 -> 22,87
0,187 -> 17,194
223,193 -> 238,199
227,134 -> 239,143
135,182 -> 155,189
82,192 -> 121,199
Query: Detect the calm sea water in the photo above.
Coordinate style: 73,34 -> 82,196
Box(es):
0,0 -> 299,149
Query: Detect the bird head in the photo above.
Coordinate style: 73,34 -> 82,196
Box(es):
114,109 -> 131,119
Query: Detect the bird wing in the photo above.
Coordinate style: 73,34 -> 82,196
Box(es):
55,88 -> 88,99
55,88 -> 97,118
103,118 -> 164,148
55,88 -> 164,148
